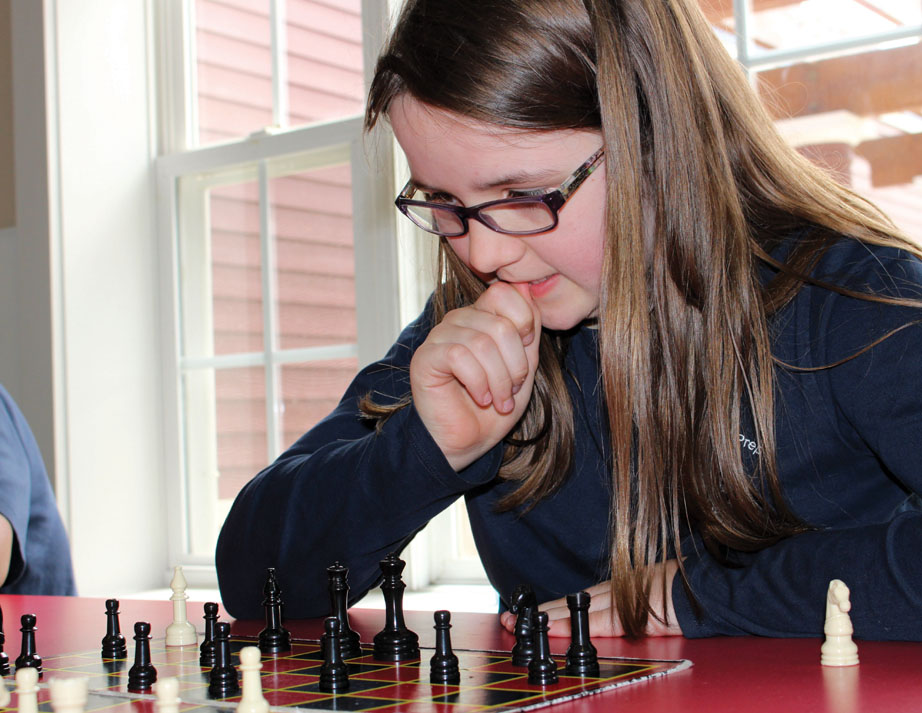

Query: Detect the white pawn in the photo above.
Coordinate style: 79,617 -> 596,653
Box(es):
154,676 -> 181,713
165,565 -> 197,646
236,646 -> 269,713
48,676 -> 89,713
821,579 -> 859,667
15,667 -> 40,713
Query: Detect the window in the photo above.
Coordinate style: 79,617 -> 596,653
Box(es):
157,1 -> 404,581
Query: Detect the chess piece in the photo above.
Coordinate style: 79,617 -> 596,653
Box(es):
200,602 -> 219,667
48,676 -> 89,713
509,584 -> 538,614
154,677 -> 181,713
0,603 -> 10,675
318,618 -> 350,693
15,614 -> 42,675
209,621 -> 240,697
236,646 -> 270,713
429,610 -> 460,685
257,568 -> 291,654
821,579 -> 859,667
327,562 -> 362,660
565,591 -> 599,676
101,599 -> 128,659
128,621 -> 157,691
527,612 -> 558,685
372,553 -> 419,661
15,667 -> 40,713
511,600 -> 537,667
165,565 -> 197,646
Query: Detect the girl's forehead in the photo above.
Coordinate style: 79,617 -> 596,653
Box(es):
390,94 -> 601,183
391,95 -> 548,150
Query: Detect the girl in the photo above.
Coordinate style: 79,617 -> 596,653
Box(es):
216,0 -> 922,639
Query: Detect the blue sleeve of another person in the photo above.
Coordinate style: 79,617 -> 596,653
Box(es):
0,385 -> 76,595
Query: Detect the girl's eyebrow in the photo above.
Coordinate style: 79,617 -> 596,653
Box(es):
410,168 -> 563,194
474,168 -> 561,190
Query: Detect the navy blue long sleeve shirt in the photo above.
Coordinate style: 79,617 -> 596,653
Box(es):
216,237 -> 922,639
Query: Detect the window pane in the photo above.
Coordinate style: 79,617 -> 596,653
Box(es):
212,181 -> 264,356
270,164 -> 357,350
194,0 -> 364,145
287,0 -> 365,126
701,0 -> 922,56
749,0 -> 920,55
184,366 -> 268,557
196,0 -> 273,145
280,360 -> 359,449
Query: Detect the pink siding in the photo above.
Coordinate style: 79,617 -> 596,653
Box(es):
194,0 -> 363,497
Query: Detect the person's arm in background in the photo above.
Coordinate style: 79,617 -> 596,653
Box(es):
0,515 -> 12,586
0,384 -> 76,595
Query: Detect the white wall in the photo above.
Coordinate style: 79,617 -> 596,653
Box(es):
9,0 -> 168,595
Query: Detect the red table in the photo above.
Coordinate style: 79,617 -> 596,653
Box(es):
1,595 -> 919,713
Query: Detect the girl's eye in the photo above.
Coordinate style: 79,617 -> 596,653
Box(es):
506,188 -> 548,199
422,191 -> 459,205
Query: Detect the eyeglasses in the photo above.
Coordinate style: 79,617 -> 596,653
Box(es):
395,147 -> 605,238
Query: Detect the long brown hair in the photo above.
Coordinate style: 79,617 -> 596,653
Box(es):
365,0 -> 920,636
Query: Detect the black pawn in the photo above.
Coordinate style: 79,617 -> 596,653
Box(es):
258,568 -> 291,654
429,610 -> 460,685
327,562 -> 362,660
0,604 -> 9,675
200,602 -> 219,667
318,617 -> 350,693
527,612 -> 558,686
14,614 -> 41,675
127,621 -> 157,691
372,553 -> 419,661
511,600 -> 537,667
565,591 -> 599,677
101,599 -> 128,659
209,621 -> 240,698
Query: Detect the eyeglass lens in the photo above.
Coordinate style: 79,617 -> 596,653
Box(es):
405,200 -> 557,237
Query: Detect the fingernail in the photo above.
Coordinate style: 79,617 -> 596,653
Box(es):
502,398 -> 515,413
522,331 -> 534,346
512,382 -> 521,395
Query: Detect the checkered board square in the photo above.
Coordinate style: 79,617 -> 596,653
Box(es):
4,636 -> 691,713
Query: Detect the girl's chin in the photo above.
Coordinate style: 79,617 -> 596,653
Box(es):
537,312 -> 594,333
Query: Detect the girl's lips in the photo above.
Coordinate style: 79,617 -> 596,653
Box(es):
528,273 -> 559,299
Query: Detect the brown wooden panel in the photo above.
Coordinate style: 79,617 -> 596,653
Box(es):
855,133 -> 922,187
757,43 -> 922,118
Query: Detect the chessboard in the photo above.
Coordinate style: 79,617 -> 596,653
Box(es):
9,636 -> 691,713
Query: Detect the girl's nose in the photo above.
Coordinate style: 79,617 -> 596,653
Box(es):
466,221 -> 526,276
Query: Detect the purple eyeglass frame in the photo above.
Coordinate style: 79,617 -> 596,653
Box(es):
395,147 -> 605,238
